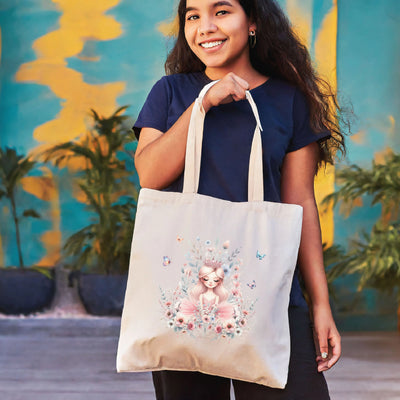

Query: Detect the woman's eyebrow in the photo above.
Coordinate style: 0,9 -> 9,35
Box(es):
185,1 -> 233,14
213,1 -> 233,7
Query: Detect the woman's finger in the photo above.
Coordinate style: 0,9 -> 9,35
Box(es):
231,85 -> 247,101
317,329 -> 329,361
327,334 -> 341,369
231,73 -> 250,90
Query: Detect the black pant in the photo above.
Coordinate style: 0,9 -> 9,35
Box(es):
152,306 -> 330,400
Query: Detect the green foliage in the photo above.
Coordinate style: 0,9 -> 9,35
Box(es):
327,223 -> 400,296
323,153 -> 400,220
43,106 -> 138,275
323,152 -> 400,303
0,148 -> 36,198
0,147 -> 41,268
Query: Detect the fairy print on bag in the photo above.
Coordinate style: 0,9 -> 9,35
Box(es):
160,237 -> 257,338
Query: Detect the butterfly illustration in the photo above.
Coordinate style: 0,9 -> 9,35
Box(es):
177,236 -> 184,243
256,250 -> 266,260
162,256 -> 172,267
247,280 -> 256,289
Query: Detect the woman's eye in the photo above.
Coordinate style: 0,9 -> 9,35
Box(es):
187,14 -> 199,21
203,277 -> 209,281
214,279 -> 219,283
216,10 -> 228,16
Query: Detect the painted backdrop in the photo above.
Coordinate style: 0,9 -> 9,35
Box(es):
0,0 -> 399,329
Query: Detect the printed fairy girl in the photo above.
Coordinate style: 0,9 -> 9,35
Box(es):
180,260 -> 234,321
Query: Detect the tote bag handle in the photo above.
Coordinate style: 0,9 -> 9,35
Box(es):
183,80 -> 264,202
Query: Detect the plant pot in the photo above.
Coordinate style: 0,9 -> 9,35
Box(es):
76,273 -> 128,316
0,268 -> 55,315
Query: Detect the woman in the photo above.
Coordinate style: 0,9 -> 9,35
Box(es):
133,0 -> 346,398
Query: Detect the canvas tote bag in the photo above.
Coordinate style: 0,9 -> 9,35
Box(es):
116,81 -> 303,388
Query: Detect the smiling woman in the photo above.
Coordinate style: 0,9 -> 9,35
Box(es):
183,0 -> 255,78
127,0 -> 349,399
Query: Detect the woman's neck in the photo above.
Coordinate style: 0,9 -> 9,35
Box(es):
204,54 -> 268,89
205,62 -> 268,90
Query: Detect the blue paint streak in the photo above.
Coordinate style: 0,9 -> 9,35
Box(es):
0,0 -> 61,153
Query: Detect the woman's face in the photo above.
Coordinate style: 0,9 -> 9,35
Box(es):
201,271 -> 221,289
184,0 -> 255,76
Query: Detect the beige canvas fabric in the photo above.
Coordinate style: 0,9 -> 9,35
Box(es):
116,82 -> 303,388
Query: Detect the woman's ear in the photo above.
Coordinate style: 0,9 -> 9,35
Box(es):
249,22 -> 257,33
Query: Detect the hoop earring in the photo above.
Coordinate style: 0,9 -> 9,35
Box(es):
249,30 -> 256,48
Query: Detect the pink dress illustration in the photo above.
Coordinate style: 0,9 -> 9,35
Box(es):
180,261 -> 234,321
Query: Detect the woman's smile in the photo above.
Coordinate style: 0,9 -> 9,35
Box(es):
199,39 -> 227,50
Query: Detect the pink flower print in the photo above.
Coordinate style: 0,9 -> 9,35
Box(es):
233,274 -> 239,280
225,320 -> 235,333
165,310 -> 174,319
215,325 -> 222,334
239,318 -> 246,327
234,265 -> 240,271
232,289 -> 239,296
175,315 -> 185,326
242,310 -> 249,316
165,301 -> 172,307
202,315 -> 210,323
234,281 -> 240,288
187,322 -> 195,331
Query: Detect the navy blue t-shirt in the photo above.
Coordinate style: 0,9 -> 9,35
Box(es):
134,72 -> 330,308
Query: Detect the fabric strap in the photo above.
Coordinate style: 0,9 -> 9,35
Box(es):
183,80 -> 264,202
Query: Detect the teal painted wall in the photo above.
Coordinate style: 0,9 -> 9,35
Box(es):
0,0 -> 399,329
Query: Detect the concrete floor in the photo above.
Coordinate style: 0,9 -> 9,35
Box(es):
0,318 -> 399,400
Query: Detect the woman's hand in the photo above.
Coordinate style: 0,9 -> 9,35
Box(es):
202,72 -> 249,113
281,143 -> 341,372
312,303 -> 341,372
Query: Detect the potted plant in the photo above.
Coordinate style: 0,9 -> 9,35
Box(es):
43,106 -> 138,316
322,152 -> 400,330
0,147 -> 55,315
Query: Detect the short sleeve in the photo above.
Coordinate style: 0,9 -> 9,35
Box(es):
287,88 -> 331,153
133,76 -> 171,140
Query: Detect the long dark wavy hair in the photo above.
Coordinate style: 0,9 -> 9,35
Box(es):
165,0 -> 351,166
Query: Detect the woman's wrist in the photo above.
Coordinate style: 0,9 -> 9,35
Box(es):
311,301 -> 333,316
201,94 -> 212,113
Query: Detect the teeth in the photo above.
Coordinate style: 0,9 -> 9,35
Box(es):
200,40 -> 223,49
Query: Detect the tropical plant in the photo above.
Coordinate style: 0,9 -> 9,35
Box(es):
42,106 -> 138,275
323,152 -> 400,329
0,147 -> 41,268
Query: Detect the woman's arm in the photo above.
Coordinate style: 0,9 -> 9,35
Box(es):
134,103 -> 195,189
281,141 -> 341,372
135,73 -> 250,189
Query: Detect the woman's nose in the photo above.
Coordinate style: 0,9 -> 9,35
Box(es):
198,18 -> 217,36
